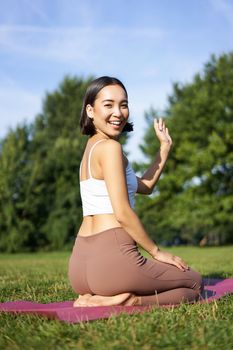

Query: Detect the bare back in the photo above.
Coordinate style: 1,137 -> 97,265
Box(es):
78,138 -> 128,237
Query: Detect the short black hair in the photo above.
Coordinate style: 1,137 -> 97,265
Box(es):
80,76 -> 133,135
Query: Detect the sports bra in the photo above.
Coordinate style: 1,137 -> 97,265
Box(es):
79,139 -> 138,216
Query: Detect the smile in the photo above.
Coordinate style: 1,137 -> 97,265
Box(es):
108,121 -> 122,125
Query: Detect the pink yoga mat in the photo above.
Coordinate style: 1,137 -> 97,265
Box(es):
0,278 -> 232,324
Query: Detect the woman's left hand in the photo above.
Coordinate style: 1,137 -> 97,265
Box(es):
154,118 -> 173,149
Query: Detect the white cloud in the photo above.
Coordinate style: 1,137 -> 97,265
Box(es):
0,24 -> 165,64
0,25 -> 90,62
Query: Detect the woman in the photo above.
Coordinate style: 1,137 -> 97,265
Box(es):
68,76 -> 203,307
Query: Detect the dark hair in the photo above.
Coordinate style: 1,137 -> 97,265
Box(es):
80,76 -> 134,135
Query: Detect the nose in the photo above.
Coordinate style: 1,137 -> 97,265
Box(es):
112,106 -> 122,117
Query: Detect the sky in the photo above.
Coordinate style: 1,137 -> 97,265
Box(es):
0,0 -> 233,162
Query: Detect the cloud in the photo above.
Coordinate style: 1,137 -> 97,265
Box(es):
0,25 -> 90,63
0,24 -> 165,65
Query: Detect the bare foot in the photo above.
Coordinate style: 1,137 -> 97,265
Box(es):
73,292 -> 133,307
122,294 -> 141,306
73,294 -> 92,307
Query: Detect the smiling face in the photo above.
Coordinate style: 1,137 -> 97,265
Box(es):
86,84 -> 129,140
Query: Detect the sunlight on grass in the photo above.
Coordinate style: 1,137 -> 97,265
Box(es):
0,247 -> 232,350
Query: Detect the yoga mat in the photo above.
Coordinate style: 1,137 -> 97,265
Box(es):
0,277 -> 232,324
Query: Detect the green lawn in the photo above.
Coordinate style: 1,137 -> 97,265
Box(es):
0,246 -> 233,350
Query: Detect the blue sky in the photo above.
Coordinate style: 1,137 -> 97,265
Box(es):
0,0 -> 233,161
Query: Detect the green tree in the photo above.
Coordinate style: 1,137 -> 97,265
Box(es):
28,76 -> 92,250
134,52 -> 233,245
0,124 -> 34,252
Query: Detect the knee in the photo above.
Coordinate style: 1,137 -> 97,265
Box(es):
191,270 -> 203,293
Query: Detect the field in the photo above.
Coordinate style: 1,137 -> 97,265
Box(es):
0,246 -> 233,350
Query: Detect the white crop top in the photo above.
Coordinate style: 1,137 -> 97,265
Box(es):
79,139 -> 138,217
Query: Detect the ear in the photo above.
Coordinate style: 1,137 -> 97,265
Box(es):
86,104 -> 94,119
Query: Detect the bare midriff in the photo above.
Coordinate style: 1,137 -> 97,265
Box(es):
77,214 -> 122,237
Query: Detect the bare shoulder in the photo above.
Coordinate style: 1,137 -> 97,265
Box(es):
99,138 -> 122,151
97,139 -> 123,163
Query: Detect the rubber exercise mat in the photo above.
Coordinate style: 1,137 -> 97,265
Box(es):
0,277 -> 232,324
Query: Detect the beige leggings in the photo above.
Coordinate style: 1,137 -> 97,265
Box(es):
68,227 -> 203,306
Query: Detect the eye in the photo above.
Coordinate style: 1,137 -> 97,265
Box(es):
121,104 -> 128,109
104,104 -> 112,108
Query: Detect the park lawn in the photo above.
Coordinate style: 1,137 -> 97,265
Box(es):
0,246 -> 233,350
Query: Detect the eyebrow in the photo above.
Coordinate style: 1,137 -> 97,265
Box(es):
102,99 -> 128,103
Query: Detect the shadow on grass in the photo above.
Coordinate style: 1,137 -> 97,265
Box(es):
201,274 -> 232,298
202,272 -> 231,279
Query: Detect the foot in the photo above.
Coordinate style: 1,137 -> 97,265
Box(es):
122,294 -> 141,306
73,292 -> 133,307
73,294 -> 92,307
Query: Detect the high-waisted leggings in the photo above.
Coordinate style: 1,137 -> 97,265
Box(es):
68,227 -> 204,306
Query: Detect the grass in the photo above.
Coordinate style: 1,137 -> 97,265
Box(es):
0,246 -> 233,350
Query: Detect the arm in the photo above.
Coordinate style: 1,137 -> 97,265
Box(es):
100,139 -> 159,257
136,118 -> 172,195
100,139 -> 189,271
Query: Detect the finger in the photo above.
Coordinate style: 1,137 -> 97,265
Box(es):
154,118 -> 160,131
174,256 -> 189,270
154,118 -> 159,129
180,262 -> 189,270
172,259 -> 186,271
165,128 -> 172,144
154,119 -> 163,134
179,263 -> 188,271
165,127 -> 170,138
165,128 -> 171,140
173,262 -> 185,271
159,118 -> 163,131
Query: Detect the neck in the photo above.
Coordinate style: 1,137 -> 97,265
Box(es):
91,132 -> 120,141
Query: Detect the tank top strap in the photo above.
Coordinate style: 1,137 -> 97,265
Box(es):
79,159 -> 83,179
88,139 -> 107,179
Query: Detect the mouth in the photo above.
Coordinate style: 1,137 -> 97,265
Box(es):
108,120 -> 124,129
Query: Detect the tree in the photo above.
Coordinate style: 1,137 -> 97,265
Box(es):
27,76 -> 92,250
0,124 -> 34,252
134,52 -> 233,245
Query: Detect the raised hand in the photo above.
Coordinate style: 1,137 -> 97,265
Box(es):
153,118 -> 173,148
